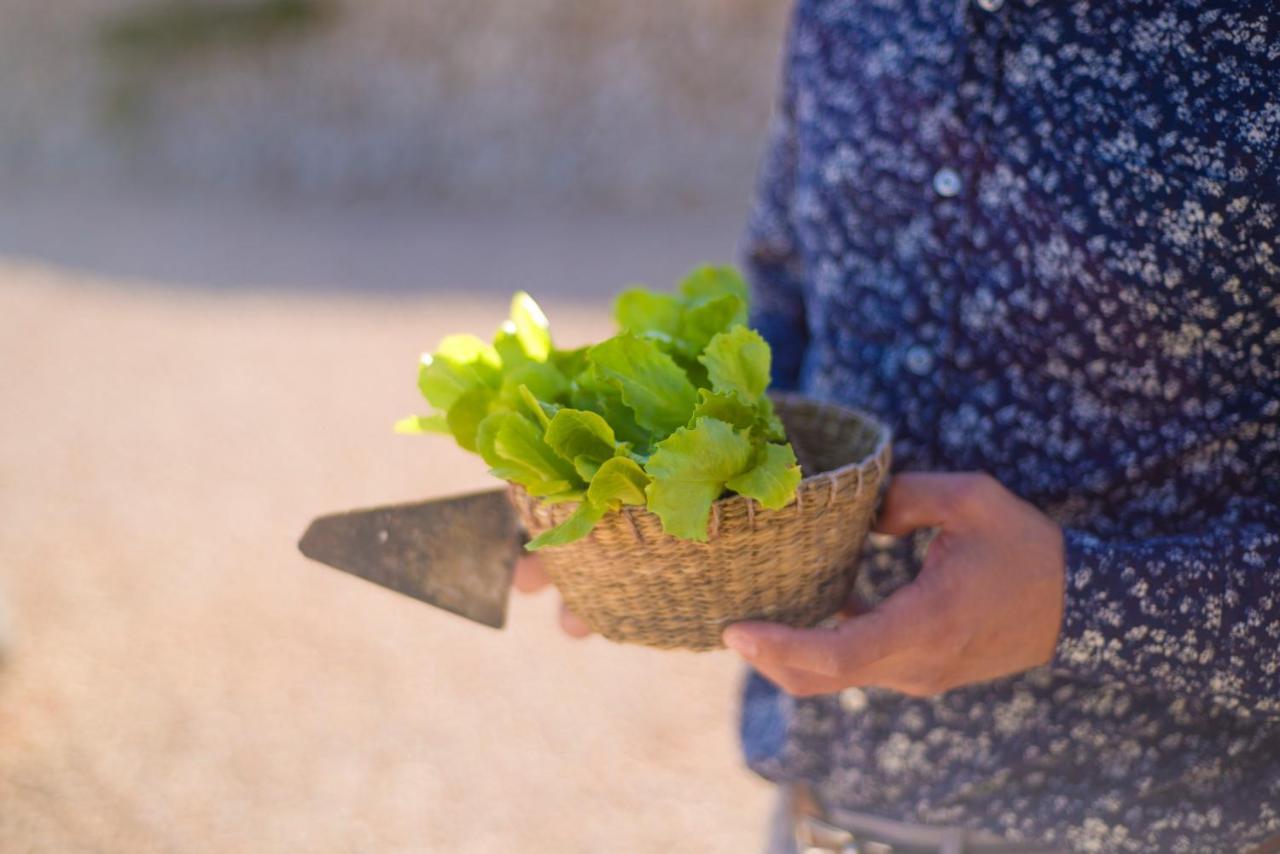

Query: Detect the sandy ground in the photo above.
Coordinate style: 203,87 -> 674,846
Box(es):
0,196 -> 772,853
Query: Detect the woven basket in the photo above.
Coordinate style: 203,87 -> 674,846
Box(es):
508,394 -> 892,650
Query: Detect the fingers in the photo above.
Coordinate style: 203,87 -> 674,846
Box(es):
723,583 -> 931,693
724,622 -> 847,677
724,612 -> 896,679
558,603 -> 592,638
838,591 -> 873,618
514,555 -> 594,639
751,662 -> 846,697
513,554 -> 552,593
874,472 -> 996,537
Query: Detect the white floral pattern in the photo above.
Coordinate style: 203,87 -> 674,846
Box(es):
741,0 -> 1280,851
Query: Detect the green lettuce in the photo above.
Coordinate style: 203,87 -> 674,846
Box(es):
586,334 -> 698,437
526,457 -> 650,550
398,266 -> 803,548
644,417 -> 754,541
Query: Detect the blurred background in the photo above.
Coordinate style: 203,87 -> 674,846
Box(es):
0,1 -> 793,851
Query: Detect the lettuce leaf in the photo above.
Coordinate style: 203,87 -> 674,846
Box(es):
677,294 -> 746,359
569,369 -> 651,450
417,335 -> 501,411
586,334 -> 698,437
615,267 -> 747,362
678,265 -> 749,308
494,291 -> 552,364
726,442 -> 802,510
445,387 -> 494,452
699,326 -> 771,399
393,414 -> 450,434
476,411 -> 583,499
499,361 -> 568,409
516,385 -> 555,430
613,288 -> 683,341
643,417 -> 754,541
544,407 -> 620,481
526,456 -> 650,550
689,388 -> 756,432
401,265 -> 805,546
689,387 -> 786,442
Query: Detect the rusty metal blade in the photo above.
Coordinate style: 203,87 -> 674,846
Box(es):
298,489 -> 519,629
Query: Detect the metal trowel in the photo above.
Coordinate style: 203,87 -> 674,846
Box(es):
298,489 -> 521,629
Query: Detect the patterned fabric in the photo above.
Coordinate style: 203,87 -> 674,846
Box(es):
739,1 -> 1280,851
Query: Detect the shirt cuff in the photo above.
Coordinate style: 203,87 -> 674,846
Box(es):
1050,528 -> 1140,686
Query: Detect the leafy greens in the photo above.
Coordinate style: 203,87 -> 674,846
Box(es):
397,265 -> 802,548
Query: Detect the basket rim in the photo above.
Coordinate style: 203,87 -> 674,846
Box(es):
768,392 -> 892,495
512,394 -> 892,528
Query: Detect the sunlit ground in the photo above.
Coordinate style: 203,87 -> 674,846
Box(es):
0,189 -> 772,853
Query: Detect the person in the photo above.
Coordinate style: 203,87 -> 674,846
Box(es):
518,0 -> 1280,850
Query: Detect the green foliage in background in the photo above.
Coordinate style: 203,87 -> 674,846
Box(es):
100,0 -> 331,61
96,0 -> 333,128
398,266 -> 802,549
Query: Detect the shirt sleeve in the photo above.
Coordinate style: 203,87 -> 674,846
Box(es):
741,47 -> 809,393
1052,494 -> 1280,718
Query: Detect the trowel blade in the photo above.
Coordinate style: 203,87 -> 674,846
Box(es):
298,489 -> 519,629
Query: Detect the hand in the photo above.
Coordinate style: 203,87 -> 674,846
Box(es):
513,554 -> 593,638
721,472 -> 1066,697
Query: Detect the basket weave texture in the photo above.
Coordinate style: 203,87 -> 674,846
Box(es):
508,394 -> 892,650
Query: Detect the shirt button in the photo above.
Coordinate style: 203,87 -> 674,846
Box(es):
905,345 -> 934,375
976,0 -> 1004,11
932,166 -> 962,198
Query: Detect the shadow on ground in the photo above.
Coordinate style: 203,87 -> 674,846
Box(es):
0,185 -> 749,298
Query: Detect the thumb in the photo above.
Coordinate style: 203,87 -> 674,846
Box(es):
873,472 -> 987,537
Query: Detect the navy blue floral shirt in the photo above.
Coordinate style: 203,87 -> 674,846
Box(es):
739,1 -> 1280,851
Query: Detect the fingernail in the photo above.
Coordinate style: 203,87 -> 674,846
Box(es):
723,629 -> 757,658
